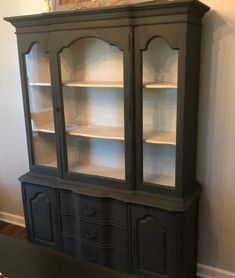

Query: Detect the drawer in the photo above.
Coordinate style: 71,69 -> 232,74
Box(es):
80,221 -> 128,250
60,192 -> 127,227
61,215 -> 128,250
62,237 -> 129,272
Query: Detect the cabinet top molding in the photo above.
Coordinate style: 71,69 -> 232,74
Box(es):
5,0 -> 209,31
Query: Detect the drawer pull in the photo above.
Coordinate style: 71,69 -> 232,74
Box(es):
83,229 -> 98,241
81,204 -> 96,216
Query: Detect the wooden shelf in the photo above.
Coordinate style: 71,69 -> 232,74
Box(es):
33,123 -> 55,134
63,81 -> 124,88
29,82 -> 51,87
28,81 -> 177,90
44,161 -> 57,168
144,174 -> 175,187
31,109 -> 54,134
144,131 -> 176,145
143,82 -> 177,89
69,164 -> 125,180
67,125 -> 124,141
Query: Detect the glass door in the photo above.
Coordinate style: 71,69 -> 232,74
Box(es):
142,37 -> 178,187
59,38 -> 125,180
25,43 -> 57,168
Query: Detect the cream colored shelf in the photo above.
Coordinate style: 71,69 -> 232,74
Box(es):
144,131 -> 176,145
69,164 -> 125,180
44,160 -> 57,168
29,82 -> 51,86
144,174 -> 175,187
63,81 -> 124,88
33,123 -> 55,134
143,82 -> 177,89
28,81 -> 177,89
67,125 -> 124,141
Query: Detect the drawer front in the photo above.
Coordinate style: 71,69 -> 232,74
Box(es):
60,192 -> 127,227
62,237 -> 129,272
61,214 -> 128,250
80,221 -> 128,250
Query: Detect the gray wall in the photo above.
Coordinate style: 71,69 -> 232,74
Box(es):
0,0 -> 235,275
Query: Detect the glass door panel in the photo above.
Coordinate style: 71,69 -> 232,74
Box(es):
60,38 -> 125,180
143,38 -> 178,187
25,43 -> 57,167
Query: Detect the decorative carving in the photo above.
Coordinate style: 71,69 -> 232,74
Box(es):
82,229 -> 98,241
81,204 -> 97,217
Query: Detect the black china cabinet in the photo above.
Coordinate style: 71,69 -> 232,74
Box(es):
5,1 -> 210,277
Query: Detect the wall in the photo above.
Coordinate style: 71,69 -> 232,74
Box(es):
0,0 -> 235,276
197,0 -> 235,276
0,1 -> 41,224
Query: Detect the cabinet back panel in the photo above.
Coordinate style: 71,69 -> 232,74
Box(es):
60,38 -> 123,83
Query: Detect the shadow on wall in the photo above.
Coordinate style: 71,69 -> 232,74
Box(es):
197,8 -> 235,272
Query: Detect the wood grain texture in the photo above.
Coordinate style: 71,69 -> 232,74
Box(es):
60,0 -> 75,4
0,221 -> 26,240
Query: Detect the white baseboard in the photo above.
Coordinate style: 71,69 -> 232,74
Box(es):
198,264 -> 235,278
0,211 -> 25,227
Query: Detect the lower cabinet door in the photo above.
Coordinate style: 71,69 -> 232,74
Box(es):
22,183 -> 61,250
131,206 -> 177,278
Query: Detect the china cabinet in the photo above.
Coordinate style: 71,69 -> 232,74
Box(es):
5,1 -> 210,277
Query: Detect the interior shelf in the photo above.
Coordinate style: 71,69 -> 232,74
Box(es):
28,81 -> 177,89
144,131 -> 176,145
69,164 -> 125,180
33,123 -> 55,134
44,160 -> 57,168
63,81 -> 123,88
29,82 -> 51,87
143,82 -> 177,89
67,125 -> 124,141
144,174 -> 175,187
32,122 -> 176,145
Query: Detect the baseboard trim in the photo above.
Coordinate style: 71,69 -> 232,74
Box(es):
0,211 -> 25,227
198,264 -> 235,278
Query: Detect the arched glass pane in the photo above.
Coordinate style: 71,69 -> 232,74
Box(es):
142,37 -> 178,187
60,38 -> 125,180
25,43 -> 57,168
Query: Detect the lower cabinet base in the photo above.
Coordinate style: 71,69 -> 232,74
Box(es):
21,181 -> 199,278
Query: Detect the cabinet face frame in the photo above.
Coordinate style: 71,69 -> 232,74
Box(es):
17,33 -> 60,177
135,23 -> 187,197
50,27 -> 134,189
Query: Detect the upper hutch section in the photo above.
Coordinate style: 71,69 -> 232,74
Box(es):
5,0 -> 209,198
5,0 -> 209,32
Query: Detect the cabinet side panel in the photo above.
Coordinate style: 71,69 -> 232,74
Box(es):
183,202 -> 198,277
